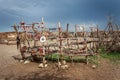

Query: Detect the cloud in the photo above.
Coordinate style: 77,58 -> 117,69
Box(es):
0,0 -> 120,32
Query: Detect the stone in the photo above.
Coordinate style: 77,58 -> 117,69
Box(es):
38,63 -> 44,68
62,60 -> 66,65
20,60 -> 24,63
64,64 -> 68,68
61,65 -> 66,69
58,62 -> 61,66
92,65 -> 96,69
61,64 -> 68,69
44,64 -> 48,68
24,60 -> 30,64
43,60 -> 47,64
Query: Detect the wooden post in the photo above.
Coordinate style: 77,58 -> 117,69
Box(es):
83,25 -> 85,37
85,56 -> 88,64
41,18 -> 46,64
66,24 -> 69,48
90,27 -> 94,48
13,24 -> 21,49
96,25 -> 99,52
75,24 -> 79,49
58,22 -> 63,62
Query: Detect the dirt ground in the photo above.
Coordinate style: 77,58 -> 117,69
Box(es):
0,44 -> 120,80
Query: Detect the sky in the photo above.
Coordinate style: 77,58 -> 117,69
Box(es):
0,0 -> 120,32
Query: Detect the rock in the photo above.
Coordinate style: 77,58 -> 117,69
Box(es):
62,60 -> 66,65
61,64 -> 68,69
24,60 -> 30,64
58,62 -> 61,66
38,63 -> 44,68
44,64 -> 48,68
20,60 -> 24,63
64,64 -> 68,68
43,60 -> 47,64
92,65 -> 96,69
56,62 -> 61,68
61,65 -> 66,69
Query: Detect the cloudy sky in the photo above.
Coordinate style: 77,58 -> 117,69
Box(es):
0,0 -> 120,32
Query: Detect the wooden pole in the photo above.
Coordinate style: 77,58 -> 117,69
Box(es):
75,24 -> 79,49
66,24 -> 69,48
58,22 -> 62,58
41,18 -> 46,64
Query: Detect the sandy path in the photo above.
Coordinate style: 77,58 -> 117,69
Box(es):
0,44 -> 120,80
0,44 -> 20,71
